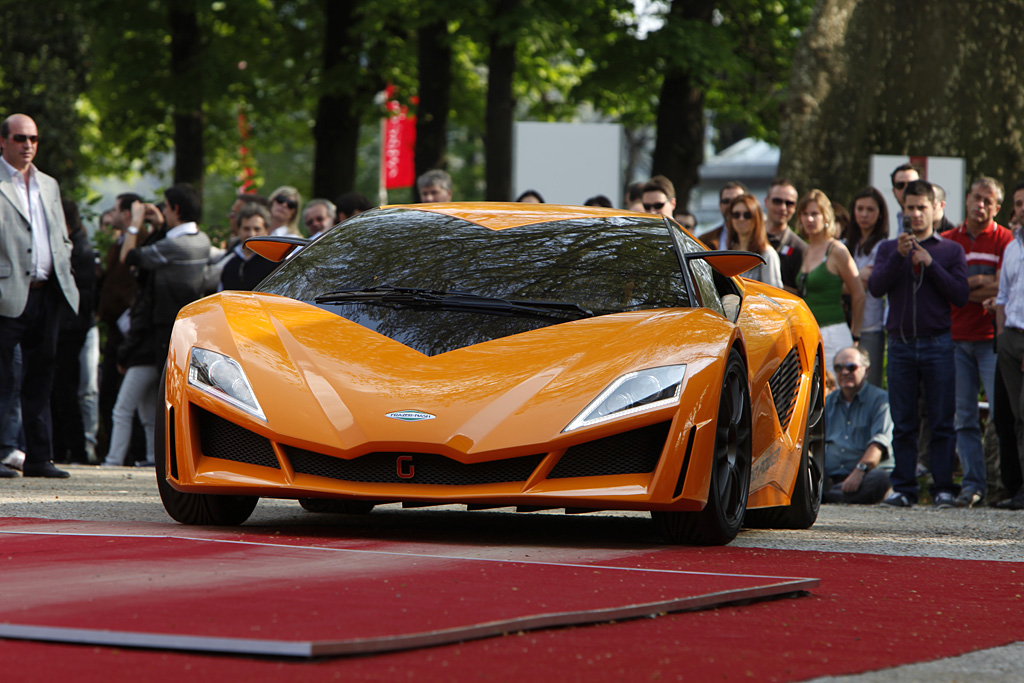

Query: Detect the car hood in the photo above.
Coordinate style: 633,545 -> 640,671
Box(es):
177,292 -> 733,456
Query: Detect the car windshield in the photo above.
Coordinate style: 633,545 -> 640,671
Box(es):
255,207 -> 693,355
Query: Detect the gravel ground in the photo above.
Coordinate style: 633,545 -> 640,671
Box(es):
3,464 -> 1023,680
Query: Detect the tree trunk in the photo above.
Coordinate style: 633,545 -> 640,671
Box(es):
169,0 -> 204,189
649,0 -> 715,211
414,20 -> 452,201
313,0 -> 361,200
484,0 -> 520,202
779,0 -> 1024,222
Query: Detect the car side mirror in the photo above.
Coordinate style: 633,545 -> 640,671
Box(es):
685,250 -> 765,277
244,236 -> 309,262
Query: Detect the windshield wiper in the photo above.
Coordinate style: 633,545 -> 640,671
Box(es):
314,286 -> 594,319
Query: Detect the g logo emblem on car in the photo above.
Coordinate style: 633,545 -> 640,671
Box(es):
396,455 -> 415,479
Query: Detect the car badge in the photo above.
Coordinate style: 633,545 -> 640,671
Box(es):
386,410 -> 436,422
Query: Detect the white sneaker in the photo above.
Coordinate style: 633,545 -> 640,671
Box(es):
1,449 -> 25,471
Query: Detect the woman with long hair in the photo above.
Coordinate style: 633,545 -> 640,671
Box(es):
726,194 -> 782,288
797,189 -> 865,365
268,185 -> 303,237
844,187 -> 889,386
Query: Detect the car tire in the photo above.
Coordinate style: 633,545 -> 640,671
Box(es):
155,367 -> 259,526
298,498 -> 376,514
653,347 -> 751,545
744,348 -> 824,529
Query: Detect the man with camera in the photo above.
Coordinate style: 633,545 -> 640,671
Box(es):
868,180 -> 969,508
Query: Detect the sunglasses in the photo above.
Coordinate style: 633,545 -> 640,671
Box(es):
274,196 -> 298,210
10,134 -> 39,144
833,363 -> 860,374
770,197 -> 796,207
643,202 -> 665,211
731,211 -> 753,220
893,181 -> 910,190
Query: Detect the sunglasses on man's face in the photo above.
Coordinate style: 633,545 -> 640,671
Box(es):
770,197 -> 795,207
731,211 -> 753,220
274,196 -> 298,210
834,363 -> 861,374
643,202 -> 665,211
10,134 -> 38,144
893,181 -> 911,190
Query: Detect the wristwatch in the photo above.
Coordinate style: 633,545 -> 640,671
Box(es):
855,462 -> 870,472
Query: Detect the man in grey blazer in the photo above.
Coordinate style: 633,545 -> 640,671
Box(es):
0,114 -> 80,478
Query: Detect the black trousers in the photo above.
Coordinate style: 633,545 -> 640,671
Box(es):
0,282 -> 64,466
51,328 -> 87,463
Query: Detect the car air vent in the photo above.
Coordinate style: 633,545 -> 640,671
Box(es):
547,421 -> 671,479
285,448 -> 546,486
196,407 -> 280,469
768,347 -> 801,430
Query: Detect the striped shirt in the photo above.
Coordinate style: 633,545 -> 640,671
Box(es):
945,221 -> 1013,341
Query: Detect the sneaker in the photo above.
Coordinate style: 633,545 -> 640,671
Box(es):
1,449 -> 25,471
955,489 -> 983,509
934,491 -> 957,509
881,491 -> 913,508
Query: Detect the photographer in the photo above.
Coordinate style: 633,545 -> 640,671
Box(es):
868,180 -> 969,508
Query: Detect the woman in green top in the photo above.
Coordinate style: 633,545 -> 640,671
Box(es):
797,189 -> 864,366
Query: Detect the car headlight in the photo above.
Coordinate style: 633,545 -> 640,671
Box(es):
564,365 -> 686,432
188,347 -> 266,420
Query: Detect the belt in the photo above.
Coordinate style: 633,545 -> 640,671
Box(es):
29,279 -> 48,290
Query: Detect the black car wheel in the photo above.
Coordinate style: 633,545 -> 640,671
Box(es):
155,368 -> 259,526
653,347 -> 751,545
744,348 -> 824,529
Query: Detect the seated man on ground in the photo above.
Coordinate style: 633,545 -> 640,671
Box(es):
824,346 -> 894,504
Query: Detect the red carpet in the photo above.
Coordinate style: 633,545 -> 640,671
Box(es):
2,517 -> 1023,681
0,531 -> 812,657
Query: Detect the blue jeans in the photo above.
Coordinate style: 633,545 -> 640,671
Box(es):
860,330 -> 886,388
954,339 -> 997,494
887,332 -> 958,501
0,345 -> 23,452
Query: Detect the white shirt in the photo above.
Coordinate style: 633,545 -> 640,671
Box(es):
997,233 -> 1024,330
2,156 -> 52,281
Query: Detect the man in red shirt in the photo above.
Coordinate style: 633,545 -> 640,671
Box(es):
944,176 -> 1013,507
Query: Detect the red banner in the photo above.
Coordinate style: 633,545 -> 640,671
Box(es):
382,87 -> 416,190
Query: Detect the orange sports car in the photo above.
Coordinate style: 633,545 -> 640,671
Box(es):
158,203 -> 824,545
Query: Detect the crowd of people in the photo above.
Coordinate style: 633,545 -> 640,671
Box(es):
2,109 -> 1023,515
636,168 -> 1022,510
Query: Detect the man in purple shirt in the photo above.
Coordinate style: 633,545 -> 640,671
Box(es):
868,180 -> 969,508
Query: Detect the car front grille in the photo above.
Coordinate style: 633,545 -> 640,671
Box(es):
285,447 -> 546,486
192,409 -> 673,485
768,347 -> 801,430
547,421 -> 671,479
196,407 -> 280,469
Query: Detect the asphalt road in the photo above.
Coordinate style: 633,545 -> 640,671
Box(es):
3,464 -> 1023,680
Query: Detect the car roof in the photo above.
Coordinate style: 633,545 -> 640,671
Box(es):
381,202 -> 651,231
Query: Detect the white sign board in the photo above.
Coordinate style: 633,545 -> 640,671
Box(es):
869,155 -> 966,238
514,122 -> 621,207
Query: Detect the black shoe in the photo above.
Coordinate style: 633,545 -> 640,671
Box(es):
994,491 -> 1024,510
22,462 -> 71,478
0,462 -> 18,478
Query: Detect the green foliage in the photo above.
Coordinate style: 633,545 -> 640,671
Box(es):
3,0 -> 810,218
0,1 -> 90,192
574,0 -> 812,145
